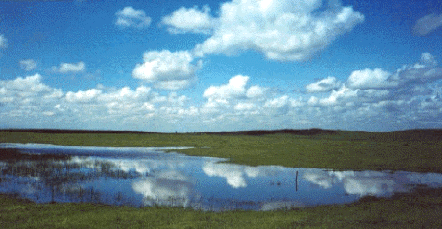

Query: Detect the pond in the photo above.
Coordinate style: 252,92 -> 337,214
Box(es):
1,143 -> 442,211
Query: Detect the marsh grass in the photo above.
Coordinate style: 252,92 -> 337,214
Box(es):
1,130 -> 441,172
1,187 -> 442,228
1,129 -> 442,228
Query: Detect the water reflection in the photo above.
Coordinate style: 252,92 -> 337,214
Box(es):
132,170 -> 196,208
303,170 -> 405,196
1,143 -> 442,211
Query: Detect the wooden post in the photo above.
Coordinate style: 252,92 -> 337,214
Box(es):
51,185 -> 55,203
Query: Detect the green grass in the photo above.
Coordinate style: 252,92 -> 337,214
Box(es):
1,129 -> 442,228
1,130 -> 442,172
2,188 -> 442,228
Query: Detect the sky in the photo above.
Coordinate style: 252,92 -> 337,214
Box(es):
0,0 -> 442,132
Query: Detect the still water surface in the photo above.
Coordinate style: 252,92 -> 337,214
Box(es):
1,143 -> 442,211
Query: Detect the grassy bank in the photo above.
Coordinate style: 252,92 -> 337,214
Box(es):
1,129 -> 442,172
2,187 -> 442,228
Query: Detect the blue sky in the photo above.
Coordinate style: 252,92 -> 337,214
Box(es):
1,0 -> 442,132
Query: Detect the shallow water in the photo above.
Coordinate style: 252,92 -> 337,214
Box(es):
1,143 -> 442,211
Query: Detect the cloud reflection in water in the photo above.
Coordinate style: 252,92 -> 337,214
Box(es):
132,170 -> 195,207
2,144 -> 442,211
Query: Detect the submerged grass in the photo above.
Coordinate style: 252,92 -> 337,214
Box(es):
1,129 -> 442,228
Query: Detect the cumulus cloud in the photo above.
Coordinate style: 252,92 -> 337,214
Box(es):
345,53 -> 442,92
419,52 -> 438,67
200,75 -> 274,124
0,74 -> 53,97
2,52 -> 442,132
62,86 -> 158,117
65,89 -> 102,103
387,53 -> 442,89
234,102 -> 256,111
413,13 -> 442,36
246,85 -> 266,98
314,90 -> 359,107
52,62 -> 85,73
115,6 -> 151,28
0,74 -> 63,123
202,75 -> 269,107
19,59 -> 37,71
303,52 -> 442,130
264,95 -> 291,115
192,0 -> 364,61
0,73 -> 194,130
347,68 -> 396,89
132,50 -> 201,90
0,34 -> 7,48
162,5 -> 214,34
306,76 -> 342,92
199,75 -> 304,128
203,75 -> 249,102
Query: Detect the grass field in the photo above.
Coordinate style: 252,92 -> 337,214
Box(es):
1,188 -> 442,228
1,129 -> 442,172
1,129 -> 442,228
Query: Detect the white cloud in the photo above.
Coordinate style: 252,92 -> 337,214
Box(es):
115,6 -> 151,28
52,62 -> 85,73
420,52 -> 438,67
299,53 -> 442,130
132,50 -> 201,90
246,85 -> 266,98
413,13 -> 442,36
62,86 -> 159,118
316,86 -> 358,106
154,79 -> 197,91
347,68 -> 395,89
263,95 -> 292,116
19,59 -> 37,71
307,96 -> 319,106
193,0 -> 364,61
0,74 -> 51,95
264,95 -> 289,108
234,102 -> 256,110
42,111 -> 55,116
0,34 -> 7,48
162,5 -> 214,34
391,53 -> 442,86
98,86 -> 152,103
306,76 -> 342,92
65,89 -> 102,103
202,75 -> 269,119
0,74 -> 184,130
0,74 -> 64,124
201,75 -> 298,125
2,53 -> 442,132
203,75 -> 249,101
